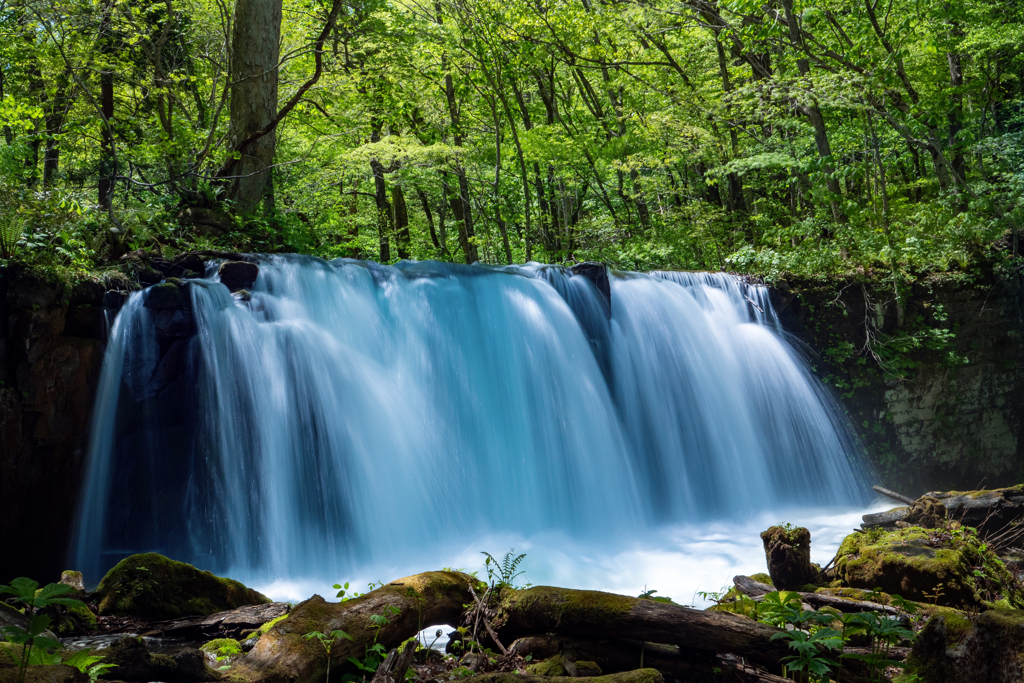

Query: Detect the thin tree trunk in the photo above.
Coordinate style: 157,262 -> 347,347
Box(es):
392,184 -> 410,259
224,0 -> 282,214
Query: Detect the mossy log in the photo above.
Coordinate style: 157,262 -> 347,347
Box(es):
143,602 -> 290,639
494,586 -> 792,674
232,571 -> 479,683
731,576 -> 904,618
510,635 -> 790,683
863,484 -> 1024,532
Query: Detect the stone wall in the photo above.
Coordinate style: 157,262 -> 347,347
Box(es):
772,261 -> 1024,495
0,265 -> 116,583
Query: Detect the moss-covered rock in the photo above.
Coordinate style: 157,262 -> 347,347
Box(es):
201,639 -> 243,659
0,664 -> 81,683
761,525 -> 819,590
574,661 -> 603,676
93,553 -> 270,619
526,654 -> 570,676
833,526 -> 1024,609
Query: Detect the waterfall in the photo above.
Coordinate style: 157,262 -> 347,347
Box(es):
72,257 -> 867,583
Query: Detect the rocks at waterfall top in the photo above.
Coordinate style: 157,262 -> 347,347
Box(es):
93,553 -> 270,620
218,261 -> 259,292
760,525 -> 820,590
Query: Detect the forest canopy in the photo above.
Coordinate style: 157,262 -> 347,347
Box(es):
0,0 -> 1022,276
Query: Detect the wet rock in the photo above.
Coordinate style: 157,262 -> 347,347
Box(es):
69,280 -> 105,306
59,571 -> 85,592
154,309 -> 194,340
218,261 -> 259,292
94,553 -> 270,620
136,264 -> 164,286
103,636 -> 219,682
63,305 -> 106,340
570,262 -> 610,306
102,290 -> 128,313
144,282 -> 183,310
834,526 -> 1024,608
760,525 -> 819,590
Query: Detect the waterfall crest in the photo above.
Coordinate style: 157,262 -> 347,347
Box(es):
73,257 -> 866,581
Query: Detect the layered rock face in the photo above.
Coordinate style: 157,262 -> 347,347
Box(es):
773,263 -> 1024,493
0,266 -> 112,583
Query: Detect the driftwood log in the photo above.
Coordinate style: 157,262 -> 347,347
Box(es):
233,571 -> 478,683
731,576 -> 904,619
863,485 -> 1024,536
141,602 -> 290,639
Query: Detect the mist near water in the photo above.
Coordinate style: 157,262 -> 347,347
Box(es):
72,257 -> 869,586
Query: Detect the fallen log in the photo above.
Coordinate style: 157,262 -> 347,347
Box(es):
873,485 -> 916,505
731,576 -> 904,619
141,602 -> 290,639
862,485 -> 1024,535
509,635 -> 790,683
232,571 -> 478,683
494,586 -> 792,675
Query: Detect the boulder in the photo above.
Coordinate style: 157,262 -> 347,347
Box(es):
59,571 -> 85,592
907,609 -> 1024,683
218,262 -> 259,292
102,636 -> 219,682
760,525 -> 818,590
833,526 -> 1024,608
143,282 -> 183,310
93,553 -> 270,620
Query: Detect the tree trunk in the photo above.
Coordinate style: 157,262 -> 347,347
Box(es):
98,2 -> 115,209
224,0 -> 282,214
392,184 -> 410,259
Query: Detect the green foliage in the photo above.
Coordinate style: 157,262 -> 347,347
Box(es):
64,649 -> 118,682
0,0 -> 1020,280
749,590 -> 919,682
0,578 -> 85,683
481,549 -> 527,589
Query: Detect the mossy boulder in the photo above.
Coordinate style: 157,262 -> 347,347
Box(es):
833,526 -> 1024,609
93,553 -> 270,620
526,654 -> 571,676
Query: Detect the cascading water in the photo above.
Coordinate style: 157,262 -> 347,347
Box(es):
73,257 -> 868,587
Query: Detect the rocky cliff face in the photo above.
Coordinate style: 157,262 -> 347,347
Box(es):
772,261 -> 1024,494
0,265 -> 117,583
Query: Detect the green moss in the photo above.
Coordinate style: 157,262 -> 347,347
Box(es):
201,639 -> 243,658
0,642 -> 21,667
526,654 -> 569,676
574,661 -> 602,677
94,552 -> 270,619
241,614 -> 289,640
57,602 -> 97,634
750,573 -> 773,586
833,526 -> 1023,609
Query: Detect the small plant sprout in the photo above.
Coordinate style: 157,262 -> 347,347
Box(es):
303,629 -> 353,683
